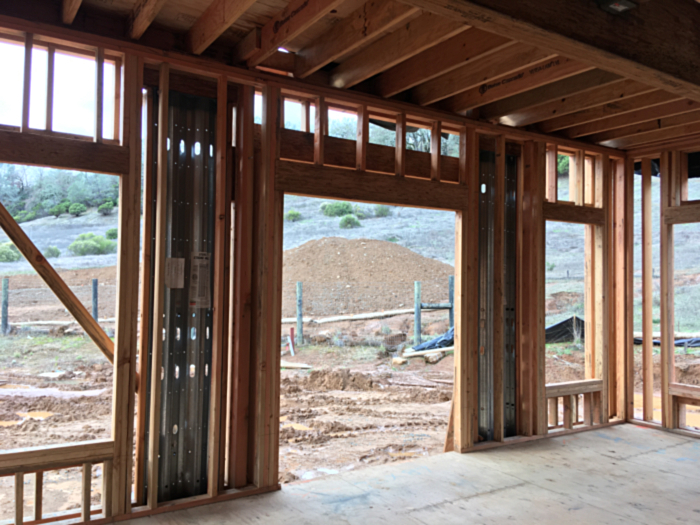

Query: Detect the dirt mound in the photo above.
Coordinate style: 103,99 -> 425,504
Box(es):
303,369 -> 379,391
282,237 -> 454,317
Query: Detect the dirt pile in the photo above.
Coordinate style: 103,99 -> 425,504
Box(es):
282,237 -> 454,317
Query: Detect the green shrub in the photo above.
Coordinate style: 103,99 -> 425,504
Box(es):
285,210 -> 302,222
353,205 -> 367,220
13,211 -> 36,223
0,243 -> 21,263
322,201 -> 353,217
68,233 -> 117,256
105,228 -> 118,240
97,201 -> 114,215
69,203 -> 87,217
50,202 -> 70,217
43,246 -> 60,258
374,204 -> 391,218
339,214 -> 361,229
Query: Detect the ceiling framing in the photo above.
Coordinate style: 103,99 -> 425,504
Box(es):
9,0 -> 700,152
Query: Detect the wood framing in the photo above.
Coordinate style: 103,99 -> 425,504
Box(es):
187,0 -> 260,55
128,0 -> 170,40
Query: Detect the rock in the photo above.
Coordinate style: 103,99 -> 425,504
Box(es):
424,352 -> 445,365
392,357 -> 408,366
310,331 -> 330,344
38,371 -> 66,380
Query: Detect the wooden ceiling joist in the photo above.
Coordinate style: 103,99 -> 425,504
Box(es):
329,12 -> 468,89
596,110 -> 700,148
538,91 -> 682,134
127,0 -> 170,40
246,0 -> 348,68
478,70 -> 622,123
295,0 -> 420,79
565,99 -> 700,139
373,28 -> 513,99
439,57 -> 592,114
409,45 -> 555,107
496,78 -> 655,128
399,0 -> 700,103
62,0 -> 82,25
186,0 -> 259,55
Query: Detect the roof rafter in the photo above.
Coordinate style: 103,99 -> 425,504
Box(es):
592,109 -> 700,145
478,69 -> 623,122
565,99 -> 700,139
373,28 -> 513,98
62,0 -> 82,24
409,44 -> 554,107
329,12 -> 468,89
186,0 -> 260,55
400,0 -> 700,103
127,0 -> 170,40
601,118 -> 700,149
438,57 -> 592,113
295,0 -> 420,79
494,78 -> 655,128
243,0 -> 347,68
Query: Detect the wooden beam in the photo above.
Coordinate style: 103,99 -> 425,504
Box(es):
439,58 -> 593,113
277,159 -> 468,211
245,0 -> 346,67
395,112 -> 406,177
356,105 -> 369,171
596,154 -> 611,423
398,0 -> 700,103
430,120 -> 441,181
34,472 -> 42,521
601,119 -> 700,149
147,62 -> 169,510
624,157 -> 635,422
533,141 -> 547,435
330,13 -> 468,89
82,463 -> 92,522
0,130 -> 129,175
0,200 -> 114,361
187,0 -> 260,55
641,158 -> 653,421
659,151 -> 674,428
543,201 -> 604,225
410,45 -> 555,107
62,0 -> 82,25
545,144 -> 557,202
295,0 -> 419,79
127,0 -> 170,40
453,127 -> 478,451
591,109 -> 700,145
565,100 -> 700,139
669,383 -> 700,401
15,472 -> 23,524
495,79 -> 654,128
538,91 -> 681,134
0,440 -> 114,476
110,53 -> 142,517
545,379 -> 603,398
374,29 -> 513,98
479,70 -> 623,122
663,202 -> 700,225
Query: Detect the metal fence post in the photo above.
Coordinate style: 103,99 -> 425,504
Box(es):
296,281 -> 303,346
1,277 -> 8,335
92,278 -> 98,322
448,275 -> 454,329
414,281 -> 421,345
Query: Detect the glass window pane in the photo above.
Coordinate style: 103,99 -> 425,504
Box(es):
102,61 -> 116,140
53,51 -> 96,136
29,47 -> 48,130
0,40 -> 25,127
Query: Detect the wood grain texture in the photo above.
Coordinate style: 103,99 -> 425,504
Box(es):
545,379 -> 603,398
542,201 -> 604,225
642,158 -> 653,420
62,0 -> 82,24
187,0 -> 260,55
0,440 -> 114,476
330,13 -> 467,89
128,0 -> 170,39
398,0 -> 700,102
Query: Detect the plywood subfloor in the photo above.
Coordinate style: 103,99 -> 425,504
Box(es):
127,424 -> 700,524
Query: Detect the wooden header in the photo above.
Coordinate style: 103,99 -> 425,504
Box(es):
543,201 -> 605,225
663,202 -> 700,225
0,440 -> 114,476
545,379 -> 603,398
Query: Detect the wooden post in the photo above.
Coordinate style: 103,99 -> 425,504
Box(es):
102,459 -> 112,518
396,112 -> 406,177
448,275 -> 454,329
111,53 -> 143,517
34,471 -> 42,521
95,47 -> 104,143
545,144 -> 558,202
300,100 -> 310,133
82,463 -> 92,522
625,157 -> 635,421
614,158 -> 629,420
21,33 -> 33,133
113,58 -> 122,142
431,121 -> 442,182
563,395 -> 574,429
414,281 -> 422,345
660,151 -> 675,428
493,134 -> 506,442
147,61 -> 169,510
230,84 -> 255,489
642,158 -> 654,421
584,221 -> 596,380
453,127 -> 478,452
595,154 -> 611,423
15,472 -> 23,525
46,46 -> 54,132
583,392 -> 593,425
1,277 -> 8,336
296,281 -> 303,346
548,397 -> 558,427
356,105 -> 368,171
92,278 -> 99,321
314,96 -> 325,166
534,142 -> 548,435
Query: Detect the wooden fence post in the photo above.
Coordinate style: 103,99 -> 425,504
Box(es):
414,281 -> 421,345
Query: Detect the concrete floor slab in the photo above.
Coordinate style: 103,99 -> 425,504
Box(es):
126,424 -> 700,525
